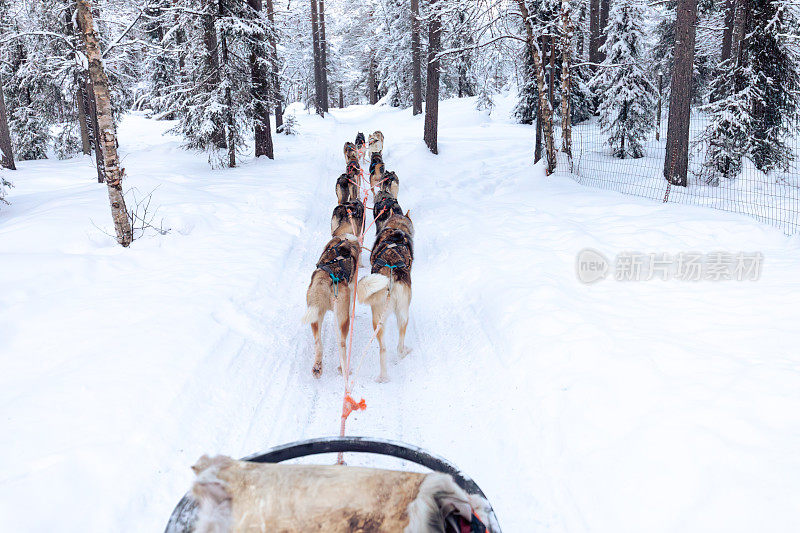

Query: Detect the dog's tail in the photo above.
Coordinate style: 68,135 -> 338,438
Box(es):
357,274 -> 389,304
302,305 -> 320,324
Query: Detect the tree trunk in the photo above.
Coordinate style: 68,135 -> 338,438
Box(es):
656,71 -> 663,141
599,0 -> 610,61
663,0 -> 697,186
76,86 -> 92,155
516,0 -> 556,173
720,0 -> 735,65
711,0 -> 735,102
535,99 -> 542,163
423,0 -> 441,154
64,2 -> 91,156
339,86 -> 344,108
75,0 -> 132,247
318,0 -> 329,112
589,0 -> 600,66
218,0 -> 235,168
560,0 -> 573,160
86,80 -> 105,182
202,0 -> 226,148
548,35 -> 556,110
368,56 -> 377,104
249,0 -> 274,159
411,0 -> 422,115
264,0 -> 283,128
310,0 -> 323,115
576,2 -> 586,59
0,75 -> 15,170
731,0 -> 749,67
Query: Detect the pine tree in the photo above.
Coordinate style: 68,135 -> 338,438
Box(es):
591,0 -> 655,159
142,3 -> 180,119
514,46 -> 538,125
701,0 -> 800,181
170,0 -> 271,167
747,0 -> 800,172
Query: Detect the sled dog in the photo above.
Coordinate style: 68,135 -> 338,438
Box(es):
331,200 -> 364,237
336,173 -> 359,204
367,131 -> 384,156
354,132 -> 366,151
379,170 -> 399,199
373,191 -> 403,234
343,142 -> 359,164
369,152 -> 385,192
303,234 -> 360,378
357,212 -> 414,382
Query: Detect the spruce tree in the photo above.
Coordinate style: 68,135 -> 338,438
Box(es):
701,0 -> 800,181
591,0 -> 655,159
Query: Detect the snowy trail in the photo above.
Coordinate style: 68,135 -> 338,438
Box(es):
2,96 -> 800,532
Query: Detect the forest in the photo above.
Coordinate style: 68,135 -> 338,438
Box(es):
1,0 -> 798,241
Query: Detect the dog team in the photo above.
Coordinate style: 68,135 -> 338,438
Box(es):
302,131 -> 414,383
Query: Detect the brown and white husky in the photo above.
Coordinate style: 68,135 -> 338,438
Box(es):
335,173 -> 359,204
367,131 -> 384,157
303,234 -> 360,378
357,212 -> 413,382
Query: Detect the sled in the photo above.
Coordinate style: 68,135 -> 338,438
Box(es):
164,436 -> 502,532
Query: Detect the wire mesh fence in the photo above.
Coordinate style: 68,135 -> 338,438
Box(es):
563,107 -> 800,235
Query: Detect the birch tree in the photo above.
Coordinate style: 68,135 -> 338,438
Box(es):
516,0 -> 557,173
75,0 -> 133,246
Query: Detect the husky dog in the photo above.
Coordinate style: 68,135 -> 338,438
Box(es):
369,152 -> 385,193
343,142 -> 358,164
367,131 -> 384,156
373,191 -> 403,234
354,132 -> 366,151
335,173 -> 359,204
357,212 -> 414,382
303,235 -> 360,378
379,170 -> 399,199
331,199 -> 364,237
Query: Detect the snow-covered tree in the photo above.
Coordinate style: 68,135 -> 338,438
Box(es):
169,0 -> 273,167
701,0 -> 800,181
746,0 -> 800,172
591,0 -> 655,158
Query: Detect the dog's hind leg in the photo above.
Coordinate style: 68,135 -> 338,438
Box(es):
335,290 -> 351,376
372,298 -> 391,383
395,285 -> 412,357
309,317 -> 324,378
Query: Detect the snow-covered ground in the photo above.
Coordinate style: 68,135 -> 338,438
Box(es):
2,94 -> 800,532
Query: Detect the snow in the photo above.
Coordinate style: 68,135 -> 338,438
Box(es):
2,95 -> 800,532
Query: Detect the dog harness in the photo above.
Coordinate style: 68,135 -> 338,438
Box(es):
346,160 -> 360,177
372,234 -> 411,292
373,197 -> 402,225
369,157 -> 383,176
316,241 -> 355,299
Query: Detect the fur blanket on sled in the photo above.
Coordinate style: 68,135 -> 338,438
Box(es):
189,455 -> 491,532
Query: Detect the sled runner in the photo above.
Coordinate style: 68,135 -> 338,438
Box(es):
164,436 -> 502,532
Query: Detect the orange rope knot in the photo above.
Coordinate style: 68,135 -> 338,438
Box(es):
341,394 -> 366,421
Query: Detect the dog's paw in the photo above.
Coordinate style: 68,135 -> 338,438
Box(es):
375,374 -> 390,384
312,362 -> 322,378
397,346 -> 412,358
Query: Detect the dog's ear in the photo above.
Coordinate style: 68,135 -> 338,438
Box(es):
405,209 -> 412,220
